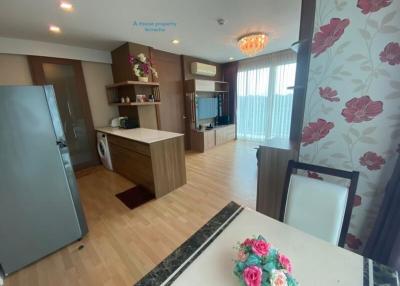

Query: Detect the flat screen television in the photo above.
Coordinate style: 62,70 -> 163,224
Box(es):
197,97 -> 218,120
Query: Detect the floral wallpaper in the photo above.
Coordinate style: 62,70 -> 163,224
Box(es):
299,0 -> 400,253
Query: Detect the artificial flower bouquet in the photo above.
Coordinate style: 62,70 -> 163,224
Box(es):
234,235 -> 298,286
128,53 -> 158,80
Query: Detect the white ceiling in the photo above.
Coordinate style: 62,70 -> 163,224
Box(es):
0,0 -> 301,63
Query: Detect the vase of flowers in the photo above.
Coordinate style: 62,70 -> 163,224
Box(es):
234,235 -> 298,286
129,53 -> 158,82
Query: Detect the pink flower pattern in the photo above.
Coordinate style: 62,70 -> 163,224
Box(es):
300,0 -> 397,256
341,96 -> 383,123
346,234 -> 362,250
307,171 -> 323,180
301,119 -> 335,146
380,42 -> 400,66
357,0 -> 393,14
359,152 -> 386,170
311,18 -> 350,57
353,195 -> 362,207
319,87 -> 340,102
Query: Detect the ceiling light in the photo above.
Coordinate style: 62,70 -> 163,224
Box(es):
229,57 -> 235,61
60,1 -> 73,11
49,25 -> 61,33
172,39 -> 180,45
237,32 -> 268,57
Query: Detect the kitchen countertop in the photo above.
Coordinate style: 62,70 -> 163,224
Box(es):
96,127 -> 184,144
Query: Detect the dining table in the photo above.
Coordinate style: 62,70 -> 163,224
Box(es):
135,202 -> 399,286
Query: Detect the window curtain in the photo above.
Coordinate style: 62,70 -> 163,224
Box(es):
364,156 -> 400,271
236,50 -> 296,141
222,61 -> 239,126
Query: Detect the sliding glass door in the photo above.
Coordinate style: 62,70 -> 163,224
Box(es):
236,52 -> 296,142
237,68 -> 270,141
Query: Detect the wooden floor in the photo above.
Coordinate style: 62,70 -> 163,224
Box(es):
6,140 -> 258,286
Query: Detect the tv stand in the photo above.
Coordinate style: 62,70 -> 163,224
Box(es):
191,124 -> 236,152
184,79 -> 235,152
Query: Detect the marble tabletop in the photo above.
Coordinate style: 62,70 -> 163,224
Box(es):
96,127 -> 184,144
135,202 -> 399,286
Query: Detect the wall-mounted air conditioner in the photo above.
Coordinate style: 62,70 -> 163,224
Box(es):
191,62 -> 217,77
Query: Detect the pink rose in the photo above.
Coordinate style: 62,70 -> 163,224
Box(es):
301,119 -> 335,146
237,250 -> 248,262
357,0 -> 392,14
341,96 -> 383,123
241,238 -> 255,247
278,254 -> 292,273
380,42 -> 400,66
270,270 -> 288,286
359,151 -> 385,170
251,239 -> 270,256
319,87 -> 340,102
312,18 -> 350,57
243,266 -> 262,286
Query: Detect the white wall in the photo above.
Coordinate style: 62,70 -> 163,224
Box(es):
0,54 -> 32,85
0,53 -> 117,127
0,37 -> 111,64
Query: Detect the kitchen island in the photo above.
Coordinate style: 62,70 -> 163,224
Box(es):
96,127 -> 186,198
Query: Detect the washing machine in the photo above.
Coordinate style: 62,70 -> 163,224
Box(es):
97,132 -> 113,170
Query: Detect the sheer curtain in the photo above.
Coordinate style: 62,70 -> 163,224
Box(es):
236,50 -> 296,141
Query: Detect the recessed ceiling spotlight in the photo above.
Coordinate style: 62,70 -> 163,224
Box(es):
49,25 -> 61,33
229,57 -> 235,61
60,1 -> 73,11
172,39 -> 180,45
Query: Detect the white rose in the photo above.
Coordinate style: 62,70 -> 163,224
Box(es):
137,53 -> 147,63
270,270 -> 288,286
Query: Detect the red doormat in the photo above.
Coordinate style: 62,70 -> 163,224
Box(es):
115,185 -> 155,209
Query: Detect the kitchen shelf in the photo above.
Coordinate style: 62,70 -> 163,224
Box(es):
106,80 -> 161,105
111,102 -> 161,106
106,80 -> 160,88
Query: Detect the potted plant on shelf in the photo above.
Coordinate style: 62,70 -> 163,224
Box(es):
129,53 -> 158,82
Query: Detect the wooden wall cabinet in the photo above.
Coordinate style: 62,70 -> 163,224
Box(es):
111,42 -> 154,83
109,43 -> 160,129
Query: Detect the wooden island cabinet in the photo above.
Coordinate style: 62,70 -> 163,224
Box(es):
97,127 -> 186,198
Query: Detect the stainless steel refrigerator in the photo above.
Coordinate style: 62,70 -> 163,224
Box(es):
0,85 -> 88,276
